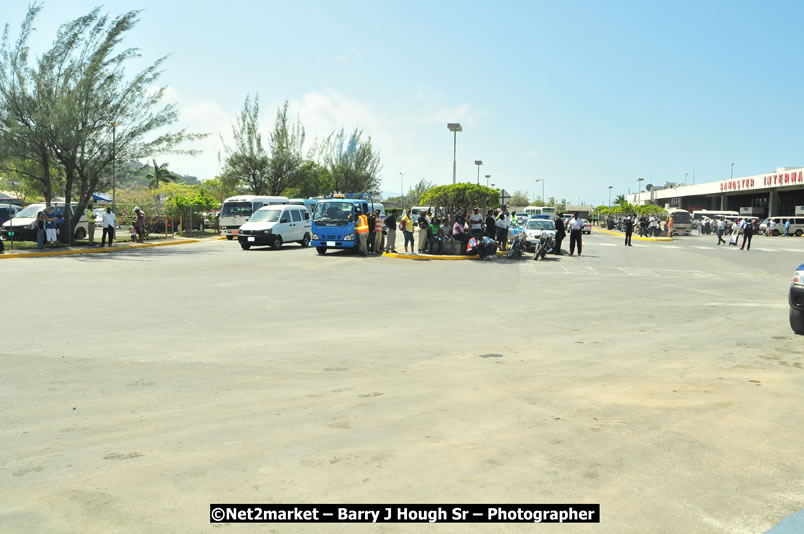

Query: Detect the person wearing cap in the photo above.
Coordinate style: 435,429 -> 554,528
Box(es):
494,212 -> 509,251
373,209 -> 384,254
134,207 -> 145,243
569,212 -> 583,256
469,207 -> 483,239
355,207 -> 369,256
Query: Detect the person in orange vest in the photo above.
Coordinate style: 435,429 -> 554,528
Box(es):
355,207 -> 369,256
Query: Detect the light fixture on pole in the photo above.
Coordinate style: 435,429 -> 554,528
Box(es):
608,185 -> 613,207
399,172 -> 405,198
730,162 -> 734,179
485,174 -> 491,187
685,172 -> 688,184
447,123 -> 462,184
534,179 -> 544,204
474,160 -> 483,184
637,177 -> 645,205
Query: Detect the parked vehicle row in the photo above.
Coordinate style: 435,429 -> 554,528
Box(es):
0,203 -> 89,241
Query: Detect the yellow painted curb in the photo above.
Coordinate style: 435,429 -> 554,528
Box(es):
0,239 -> 200,259
594,228 -> 674,242
383,250 -> 509,260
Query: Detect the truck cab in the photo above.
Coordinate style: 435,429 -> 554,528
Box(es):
311,193 -> 374,254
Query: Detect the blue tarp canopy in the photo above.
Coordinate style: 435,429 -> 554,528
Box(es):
91,192 -> 112,202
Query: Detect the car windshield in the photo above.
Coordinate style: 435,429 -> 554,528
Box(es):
526,220 -> 555,230
220,201 -> 253,218
249,209 -> 281,222
314,202 -> 352,225
15,204 -> 46,218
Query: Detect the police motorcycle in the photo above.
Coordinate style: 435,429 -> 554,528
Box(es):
532,233 -> 554,260
507,231 -> 527,258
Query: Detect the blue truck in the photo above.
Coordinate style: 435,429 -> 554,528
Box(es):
311,193 -> 374,254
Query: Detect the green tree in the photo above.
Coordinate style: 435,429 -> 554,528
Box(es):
510,190 -> 529,207
614,194 -> 627,206
146,159 -> 176,189
201,175 -> 238,205
267,100 -> 305,196
281,161 -> 332,199
407,179 -> 434,206
420,183 -> 499,217
220,94 -> 270,195
320,128 -> 382,194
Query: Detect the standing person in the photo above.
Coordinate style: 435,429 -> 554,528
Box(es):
484,210 -> 496,238
495,212 -> 509,251
716,218 -> 726,245
35,211 -> 47,249
355,207 -> 369,256
469,207 -> 483,239
366,209 -> 376,254
554,215 -> 566,254
43,205 -> 59,247
624,215 -> 634,246
767,219 -> 776,236
101,207 -> 116,247
86,204 -> 96,245
667,216 -> 673,237
384,209 -> 397,253
740,218 -> 753,250
784,219 -> 790,237
400,208 -> 414,253
569,212 -> 583,256
417,211 -> 429,253
133,207 -> 145,243
373,209 -> 383,254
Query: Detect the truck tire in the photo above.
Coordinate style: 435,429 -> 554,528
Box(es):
316,246 -> 327,255
226,235 -> 234,240
240,242 -> 251,250
790,308 -> 804,335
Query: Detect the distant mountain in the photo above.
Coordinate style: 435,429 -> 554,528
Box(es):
116,160 -> 199,188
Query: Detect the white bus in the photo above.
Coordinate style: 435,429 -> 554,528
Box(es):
692,210 -> 740,222
523,206 -> 557,219
220,195 -> 288,239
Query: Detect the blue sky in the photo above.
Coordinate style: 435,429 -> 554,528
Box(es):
5,0 -> 804,204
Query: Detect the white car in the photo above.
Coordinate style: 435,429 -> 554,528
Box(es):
236,205 -> 312,250
523,218 -> 557,251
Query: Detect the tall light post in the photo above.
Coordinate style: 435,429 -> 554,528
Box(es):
447,123 -> 462,184
608,185 -> 613,207
685,172 -> 688,184
730,162 -> 734,179
110,121 -> 120,213
399,172 -> 405,198
534,179 -> 544,204
474,160 -> 483,184
485,174 -> 491,187
637,177 -> 645,205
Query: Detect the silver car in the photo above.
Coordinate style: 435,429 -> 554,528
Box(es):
523,219 -> 557,252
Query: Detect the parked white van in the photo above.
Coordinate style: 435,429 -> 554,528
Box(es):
760,216 -> 804,236
236,204 -> 312,250
0,202 -> 89,242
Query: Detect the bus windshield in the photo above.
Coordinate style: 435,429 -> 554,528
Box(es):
670,211 -> 691,223
221,202 -> 253,218
314,202 -> 352,225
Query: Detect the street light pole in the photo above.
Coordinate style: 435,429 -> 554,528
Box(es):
637,177 -> 644,205
399,172 -> 405,198
485,174 -> 491,187
608,185 -> 613,207
533,179 -> 541,204
474,160 -> 483,185
447,123 -> 462,184
685,172 -> 688,184
730,162 -> 734,179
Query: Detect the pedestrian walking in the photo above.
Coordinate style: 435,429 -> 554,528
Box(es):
784,219 -> 791,237
400,209 -> 414,253
624,215 -> 633,246
568,212 -> 583,256
716,218 -> 726,245
495,212 -> 509,251
134,207 -> 145,243
35,211 -> 46,249
86,204 -> 96,245
355,208 -> 369,256
373,209 -> 383,254
384,209 -> 398,253
366,210 -> 376,254
554,215 -> 566,254
667,216 -> 674,237
740,218 -> 753,250
101,207 -> 116,246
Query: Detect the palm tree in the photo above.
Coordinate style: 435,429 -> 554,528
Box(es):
614,194 -> 627,206
147,159 -> 176,189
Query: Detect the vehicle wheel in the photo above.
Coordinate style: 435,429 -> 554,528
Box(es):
796,230 -> 803,237
271,235 -> 283,249
226,235 -> 234,240
74,227 -> 86,240
540,247 -> 548,259
240,242 -> 251,250
316,246 -> 327,255
773,230 -> 780,236
790,307 -> 804,334
300,233 -> 310,247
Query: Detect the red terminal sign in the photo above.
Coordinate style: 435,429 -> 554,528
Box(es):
719,171 -> 804,192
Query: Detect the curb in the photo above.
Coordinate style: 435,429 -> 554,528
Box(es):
594,228 -> 674,242
0,239 -> 200,259
383,250 -> 509,260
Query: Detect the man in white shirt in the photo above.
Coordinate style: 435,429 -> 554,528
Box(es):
101,207 -> 116,247
495,213 -> 509,251
469,207 -> 483,239
569,212 -> 583,256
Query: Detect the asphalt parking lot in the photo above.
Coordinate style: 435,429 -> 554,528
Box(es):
2,231 -> 803,533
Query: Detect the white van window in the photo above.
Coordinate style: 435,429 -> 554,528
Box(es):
290,209 -> 301,222
250,209 -> 282,222
303,211 -> 310,221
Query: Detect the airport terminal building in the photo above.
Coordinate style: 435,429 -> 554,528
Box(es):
628,166 -> 804,217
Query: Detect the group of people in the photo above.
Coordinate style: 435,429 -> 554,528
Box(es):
395,206 -> 516,255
